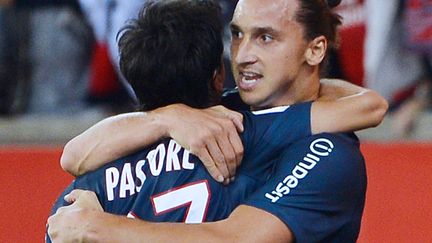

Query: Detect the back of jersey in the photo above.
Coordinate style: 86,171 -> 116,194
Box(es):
126,102 -> 312,223
48,102 -> 312,231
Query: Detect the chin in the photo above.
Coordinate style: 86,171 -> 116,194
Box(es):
238,92 -> 253,104
242,97 -> 264,110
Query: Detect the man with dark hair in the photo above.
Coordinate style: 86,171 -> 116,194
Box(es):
118,0 -> 224,111
48,0 -> 388,242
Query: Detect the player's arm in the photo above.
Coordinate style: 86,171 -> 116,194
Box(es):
48,191 -> 292,243
49,134 -> 360,243
62,79 -> 385,177
61,104 -> 244,182
98,205 -> 293,243
61,112 -> 164,176
312,78 -> 388,134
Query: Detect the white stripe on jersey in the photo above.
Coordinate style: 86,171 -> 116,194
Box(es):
252,106 -> 290,115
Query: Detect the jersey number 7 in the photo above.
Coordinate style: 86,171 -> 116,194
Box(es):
150,180 -> 211,223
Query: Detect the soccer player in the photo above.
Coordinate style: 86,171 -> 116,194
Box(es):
48,0 -> 388,242
58,3 -> 386,184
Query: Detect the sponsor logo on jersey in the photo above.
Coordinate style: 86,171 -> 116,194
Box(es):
265,138 -> 334,203
105,139 -> 195,201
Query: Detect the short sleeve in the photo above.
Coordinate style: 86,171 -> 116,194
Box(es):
243,133 -> 366,242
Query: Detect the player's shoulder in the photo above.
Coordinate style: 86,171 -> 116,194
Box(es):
278,132 -> 363,169
315,132 -> 361,154
273,132 -> 365,193
312,132 -> 362,164
293,132 -> 360,151
241,102 -> 312,152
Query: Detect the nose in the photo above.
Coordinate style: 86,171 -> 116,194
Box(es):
232,38 -> 257,66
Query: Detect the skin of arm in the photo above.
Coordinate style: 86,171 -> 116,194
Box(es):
92,206 -> 292,243
60,112 -> 168,176
48,190 -> 293,243
313,78 -> 389,134
61,104 -> 245,181
61,79 -> 388,177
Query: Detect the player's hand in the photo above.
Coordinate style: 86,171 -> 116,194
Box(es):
155,104 -> 244,184
47,190 -> 103,242
63,189 -> 104,211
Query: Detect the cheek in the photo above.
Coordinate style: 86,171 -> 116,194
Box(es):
230,47 -> 238,70
280,49 -> 305,73
230,42 -> 239,59
264,54 -> 300,87
268,54 -> 296,75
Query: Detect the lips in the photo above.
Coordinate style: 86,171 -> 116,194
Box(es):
238,71 -> 263,90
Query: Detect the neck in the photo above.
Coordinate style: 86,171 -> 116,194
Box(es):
289,66 -> 320,103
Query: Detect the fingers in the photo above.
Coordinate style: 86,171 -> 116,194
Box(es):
217,118 -> 244,180
200,108 -> 244,183
210,106 -> 244,132
208,106 -> 244,176
54,204 -> 75,219
201,123 -> 244,184
214,132 -> 237,181
47,215 -> 57,240
166,104 -> 244,184
205,137 -> 231,181
193,147 -> 225,183
225,110 -> 244,133
64,189 -> 86,203
63,189 -> 103,211
228,128 -> 244,168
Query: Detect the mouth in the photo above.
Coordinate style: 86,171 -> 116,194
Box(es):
237,71 -> 263,90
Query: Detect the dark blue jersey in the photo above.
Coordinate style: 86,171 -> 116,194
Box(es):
244,133 -> 366,242
47,102 -> 312,237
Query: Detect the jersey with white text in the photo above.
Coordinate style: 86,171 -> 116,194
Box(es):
244,132 -> 366,242
48,102 -> 312,226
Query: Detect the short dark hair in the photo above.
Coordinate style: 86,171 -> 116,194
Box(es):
118,0 -> 224,111
295,0 -> 342,70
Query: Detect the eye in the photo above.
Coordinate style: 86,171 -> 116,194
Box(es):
231,29 -> 243,39
260,34 -> 273,43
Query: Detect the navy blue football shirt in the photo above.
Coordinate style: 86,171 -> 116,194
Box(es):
47,102 -> 312,242
244,132 -> 366,242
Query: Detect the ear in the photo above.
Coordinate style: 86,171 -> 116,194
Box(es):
304,36 -> 327,66
212,59 -> 226,94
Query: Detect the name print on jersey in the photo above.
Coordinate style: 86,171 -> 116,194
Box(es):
265,138 -> 334,203
105,139 -> 195,201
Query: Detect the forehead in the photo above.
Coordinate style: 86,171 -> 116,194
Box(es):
233,0 -> 299,28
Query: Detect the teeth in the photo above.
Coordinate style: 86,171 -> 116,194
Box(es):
240,71 -> 261,85
242,77 -> 257,83
242,72 -> 258,77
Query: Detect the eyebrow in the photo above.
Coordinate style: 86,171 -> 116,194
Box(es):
229,22 -> 240,32
252,27 -> 279,37
230,23 -> 280,38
